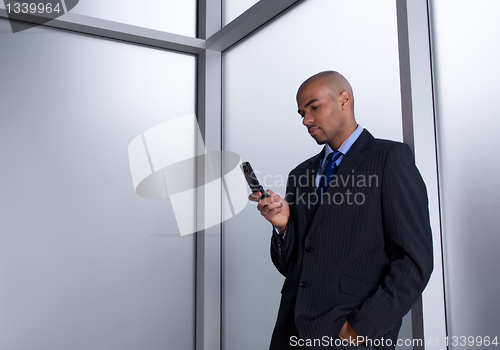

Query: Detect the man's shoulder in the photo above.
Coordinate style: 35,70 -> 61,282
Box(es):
370,137 -> 410,151
356,128 -> 411,156
366,137 -> 416,173
369,137 -> 412,157
342,128 -> 411,156
289,152 -> 322,175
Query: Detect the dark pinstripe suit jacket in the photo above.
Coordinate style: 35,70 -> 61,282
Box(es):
269,129 -> 433,350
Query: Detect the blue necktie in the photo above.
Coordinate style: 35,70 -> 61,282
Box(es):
317,151 -> 342,202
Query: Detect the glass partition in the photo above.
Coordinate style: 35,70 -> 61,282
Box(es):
0,18 -> 196,350
222,0 -> 403,348
223,0 -> 259,26
431,0 -> 500,347
69,0 -> 196,37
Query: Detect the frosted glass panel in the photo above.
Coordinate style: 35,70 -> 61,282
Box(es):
69,0 -> 196,37
222,0 -> 402,349
0,18 -> 196,350
431,1 -> 500,347
223,0 -> 259,25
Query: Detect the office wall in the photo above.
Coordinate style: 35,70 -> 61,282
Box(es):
222,0 -> 406,348
0,18 -> 196,350
431,1 -> 500,348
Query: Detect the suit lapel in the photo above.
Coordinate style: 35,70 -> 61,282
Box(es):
303,156 -> 321,224
307,130 -> 374,237
294,150 -> 323,230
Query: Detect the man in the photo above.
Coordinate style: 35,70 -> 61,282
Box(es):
249,71 -> 433,350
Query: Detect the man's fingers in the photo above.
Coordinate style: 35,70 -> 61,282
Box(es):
259,201 -> 275,214
263,206 -> 283,221
249,189 -> 289,227
250,190 -> 286,225
248,192 -> 262,202
257,194 -> 282,211
249,190 -> 275,202
259,199 -> 283,217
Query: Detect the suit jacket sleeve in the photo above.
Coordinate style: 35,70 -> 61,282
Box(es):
347,143 -> 433,339
270,170 -> 297,276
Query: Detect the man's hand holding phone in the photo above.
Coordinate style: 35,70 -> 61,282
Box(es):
249,190 -> 289,236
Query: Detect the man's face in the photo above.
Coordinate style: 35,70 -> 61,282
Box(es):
296,80 -> 346,147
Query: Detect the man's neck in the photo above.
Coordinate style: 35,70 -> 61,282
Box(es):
328,125 -> 358,151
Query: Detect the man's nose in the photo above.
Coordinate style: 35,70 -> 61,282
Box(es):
302,113 -> 313,126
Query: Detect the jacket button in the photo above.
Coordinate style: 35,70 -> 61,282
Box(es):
305,246 -> 314,253
300,282 -> 309,288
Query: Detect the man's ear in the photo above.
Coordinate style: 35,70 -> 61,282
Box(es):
339,91 -> 352,110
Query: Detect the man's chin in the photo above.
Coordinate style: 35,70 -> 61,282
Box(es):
312,136 -> 326,145
309,130 -> 327,145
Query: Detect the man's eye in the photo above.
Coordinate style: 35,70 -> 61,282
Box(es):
311,105 -> 319,110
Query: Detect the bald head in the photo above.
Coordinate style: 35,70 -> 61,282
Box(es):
298,71 -> 354,109
296,71 -> 357,150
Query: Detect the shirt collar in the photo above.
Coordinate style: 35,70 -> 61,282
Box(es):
323,124 -> 363,159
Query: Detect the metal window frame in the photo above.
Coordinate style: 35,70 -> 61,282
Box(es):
396,1 -> 447,349
0,1 -> 447,349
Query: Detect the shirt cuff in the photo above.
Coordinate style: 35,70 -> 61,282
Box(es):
274,226 -> 287,238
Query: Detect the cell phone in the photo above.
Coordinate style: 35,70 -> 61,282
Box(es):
240,162 -> 270,199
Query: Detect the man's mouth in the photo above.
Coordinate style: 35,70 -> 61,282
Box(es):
308,127 -> 319,136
